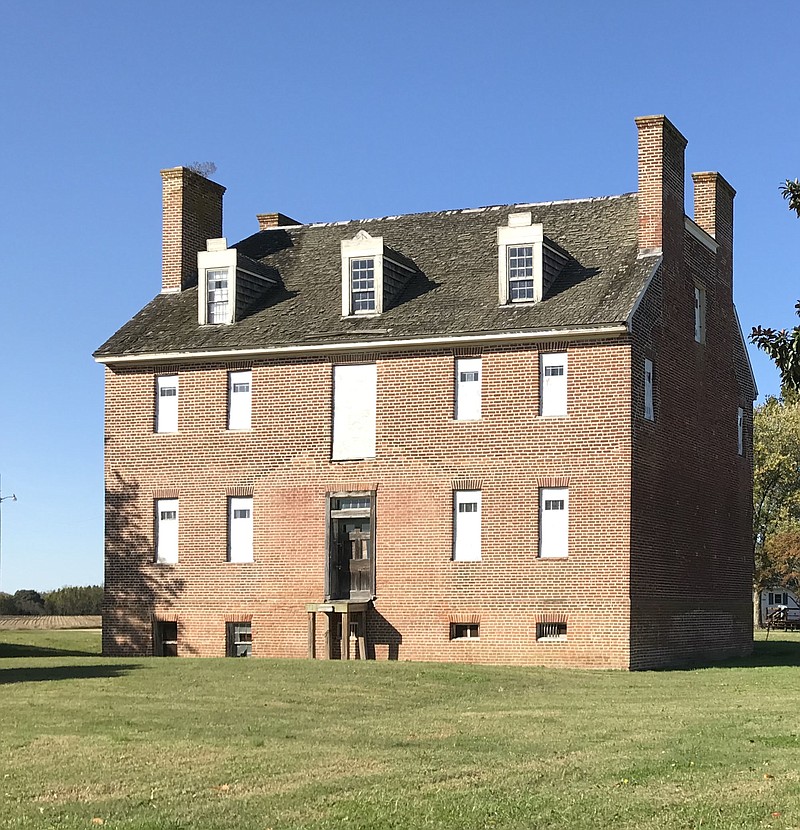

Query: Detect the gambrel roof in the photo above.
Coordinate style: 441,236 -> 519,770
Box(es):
96,192 -> 659,359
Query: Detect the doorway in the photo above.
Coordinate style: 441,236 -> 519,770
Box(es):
327,494 -> 375,601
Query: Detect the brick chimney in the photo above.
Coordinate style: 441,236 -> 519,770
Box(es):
635,115 -> 688,254
256,212 -> 301,230
160,167 -> 226,293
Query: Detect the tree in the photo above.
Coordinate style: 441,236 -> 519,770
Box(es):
753,394 -> 800,623
759,529 -> 800,596
12,589 -> 45,615
750,180 -> 800,392
43,585 -> 103,616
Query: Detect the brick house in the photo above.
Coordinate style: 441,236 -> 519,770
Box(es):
94,115 -> 756,669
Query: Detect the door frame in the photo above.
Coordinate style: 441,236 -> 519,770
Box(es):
325,491 -> 376,601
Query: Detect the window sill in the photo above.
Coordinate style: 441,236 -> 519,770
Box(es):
226,560 -> 254,565
225,429 -> 253,434
154,560 -> 178,566
452,558 -> 482,563
538,555 -> 568,561
536,638 -> 567,643
450,418 -> 483,424
538,414 -> 569,420
450,638 -> 480,642
153,431 -> 180,436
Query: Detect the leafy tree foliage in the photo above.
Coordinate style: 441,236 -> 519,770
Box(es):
43,585 -> 103,615
0,585 -> 102,615
760,529 -> 800,595
12,589 -> 45,615
750,180 -> 800,392
753,394 -> 800,595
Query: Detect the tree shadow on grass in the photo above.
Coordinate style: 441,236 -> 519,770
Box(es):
0,663 -> 139,685
0,642 -> 98,658
715,638 -> 800,668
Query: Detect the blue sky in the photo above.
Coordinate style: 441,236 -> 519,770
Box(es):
0,1 -> 798,592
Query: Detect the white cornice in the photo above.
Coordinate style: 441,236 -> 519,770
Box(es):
94,324 -> 629,366
684,216 -> 719,253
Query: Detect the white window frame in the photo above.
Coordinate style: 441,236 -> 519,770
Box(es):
450,622 -> 480,640
453,490 -> 482,561
341,232 -> 384,316
539,487 -> 569,559
737,406 -> 744,456
155,375 -> 179,433
540,352 -> 567,417
497,214 -> 545,305
155,498 -> 179,564
197,240 -> 236,326
331,363 -> 377,460
455,357 -> 482,420
228,370 -> 252,431
644,359 -> 654,421
228,496 -> 254,563
694,285 -> 706,343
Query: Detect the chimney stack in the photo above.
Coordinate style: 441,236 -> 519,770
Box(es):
160,167 -> 226,293
256,212 -> 301,230
635,115 -> 688,254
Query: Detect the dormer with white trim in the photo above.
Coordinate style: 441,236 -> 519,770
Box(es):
497,212 -> 567,305
341,230 -> 416,317
197,238 -> 278,326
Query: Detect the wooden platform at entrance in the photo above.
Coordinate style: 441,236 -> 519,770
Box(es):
305,600 -> 371,660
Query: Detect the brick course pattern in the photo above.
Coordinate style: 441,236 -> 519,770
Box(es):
101,115 -> 755,669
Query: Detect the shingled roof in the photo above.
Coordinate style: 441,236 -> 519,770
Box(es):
95,192 -> 658,360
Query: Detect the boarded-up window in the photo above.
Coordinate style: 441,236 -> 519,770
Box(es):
539,487 -> 568,558
156,375 -> 178,433
228,370 -> 252,430
540,353 -> 567,417
155,499 -> 179,563
644,359 -> 654,421
332,364 -> 377,460
228,497 -> 253,562
154,620 -> 178,656
453,490 -> 482,561
737,406 -> 744,456
695,285 -> 706,343
455,357 -> 482,420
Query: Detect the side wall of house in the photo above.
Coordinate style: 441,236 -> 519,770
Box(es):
103,338 -> 634,668
629,238 -> 754,669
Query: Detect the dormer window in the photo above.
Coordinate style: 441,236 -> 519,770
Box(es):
197,239 -> 277,326
507,245 -> 535,301
206,268 -> 230,323
350,258 -> 376,313
341,231 -> 416,317
497,213 -> 567,306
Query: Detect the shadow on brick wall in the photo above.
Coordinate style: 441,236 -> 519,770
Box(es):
104,471 -> 186,656
368,609 -> 402,661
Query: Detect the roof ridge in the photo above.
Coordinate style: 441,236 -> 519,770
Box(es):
285,192 -> 637,229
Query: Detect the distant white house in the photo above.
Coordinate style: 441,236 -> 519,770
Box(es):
760,588 -> 800,626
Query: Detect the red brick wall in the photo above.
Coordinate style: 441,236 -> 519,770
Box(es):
103,339 -> 635,668
628,132 -> 753,668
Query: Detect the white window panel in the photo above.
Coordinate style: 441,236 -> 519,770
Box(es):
737,407 -> 744,456
156,375 -> 179,433
644,359 -> 654,421
332,364 -> 377,460
539,487 -> 568,558
695,286 -> 706,343
228,370 -> 252,430
207,268 -> 230,324
455,357 -> 482,420
453,490 -> 481,561
229,496 -> 253,563
155,499 -> 179,563
540,352 -> 567,417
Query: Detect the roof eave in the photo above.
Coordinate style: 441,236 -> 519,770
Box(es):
94,324 -> 629,367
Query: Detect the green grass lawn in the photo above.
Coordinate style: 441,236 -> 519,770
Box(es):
1,630 -> 800,829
